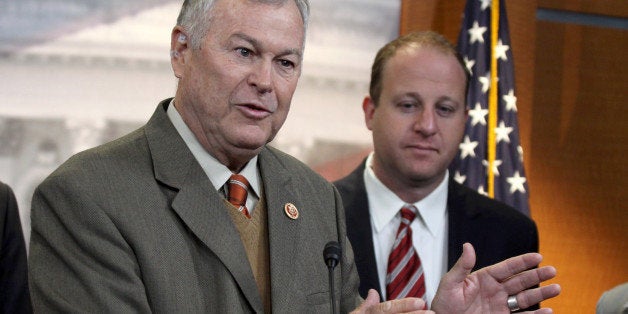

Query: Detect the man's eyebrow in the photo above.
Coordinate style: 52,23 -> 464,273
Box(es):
231,33 -> 259,48
230,33 -> 302,59
400,92 -> 423,101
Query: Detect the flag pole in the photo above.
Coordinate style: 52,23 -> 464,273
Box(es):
487,0 -> 500,198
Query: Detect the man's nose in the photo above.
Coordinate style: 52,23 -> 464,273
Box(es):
248,60 -> 273,94
414,108 -> 438,136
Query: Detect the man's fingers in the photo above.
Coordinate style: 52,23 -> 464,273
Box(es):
373,298 -> 431,313
503,266 -> 557,295
521,309 -> 554,314
484,252 -> 543,282
350,289 -> 381,313
443,243 -> 476,284
510,283 -> 561,311
365,289 -> 381,303
351,290 -> 431,314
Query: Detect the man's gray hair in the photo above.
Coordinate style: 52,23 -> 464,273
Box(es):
176,0 -> 310,49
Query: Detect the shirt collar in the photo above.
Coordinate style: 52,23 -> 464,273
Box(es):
364,152 -> 448,237
416,170 -> 448,237
166,99 -> 260,197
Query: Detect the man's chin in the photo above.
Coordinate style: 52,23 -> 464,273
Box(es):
234,136 -> 271,153
231,124 -> 283,153
407,167 -> 446,183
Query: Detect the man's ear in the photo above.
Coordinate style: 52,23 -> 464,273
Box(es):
170,26 -> 189,78
362,95 -> 376,131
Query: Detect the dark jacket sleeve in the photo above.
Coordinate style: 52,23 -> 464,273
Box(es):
0,182 -> 33,313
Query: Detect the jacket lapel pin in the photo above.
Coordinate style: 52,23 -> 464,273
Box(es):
284,203 -> 299,220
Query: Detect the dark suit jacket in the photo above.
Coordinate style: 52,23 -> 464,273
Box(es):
334,160 -> 538,303
0,181 -> 32,313
29,100 -> 361,313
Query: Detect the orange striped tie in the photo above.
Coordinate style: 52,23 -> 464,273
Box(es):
385,205 -> 426,307
227,174 -> 251,219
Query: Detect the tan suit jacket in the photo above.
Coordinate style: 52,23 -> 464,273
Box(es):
29,100 -> 361,313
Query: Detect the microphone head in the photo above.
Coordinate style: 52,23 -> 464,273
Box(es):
323,241 -> 342,268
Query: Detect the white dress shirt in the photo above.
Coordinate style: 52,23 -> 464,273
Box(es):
167,100 -> 260,213
363,153 -> 449,307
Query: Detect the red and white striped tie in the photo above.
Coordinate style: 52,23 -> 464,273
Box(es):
385,205 -> 426,305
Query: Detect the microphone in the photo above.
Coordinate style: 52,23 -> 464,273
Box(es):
323,241 -> 341,314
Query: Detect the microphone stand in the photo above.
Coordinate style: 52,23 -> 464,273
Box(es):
324,241 -> 341,314
328,264 -> 336,314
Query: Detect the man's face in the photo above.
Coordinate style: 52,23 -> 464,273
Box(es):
364,45 -> 468,192
172,0 -> 304,170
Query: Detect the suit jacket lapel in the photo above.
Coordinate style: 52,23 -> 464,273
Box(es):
145,100 -> 263,312
446,179 -> 481,269
257,148 -> 303,306
342,160 -> 382,298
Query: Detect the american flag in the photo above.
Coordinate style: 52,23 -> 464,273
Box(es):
450,0 -> 530,215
